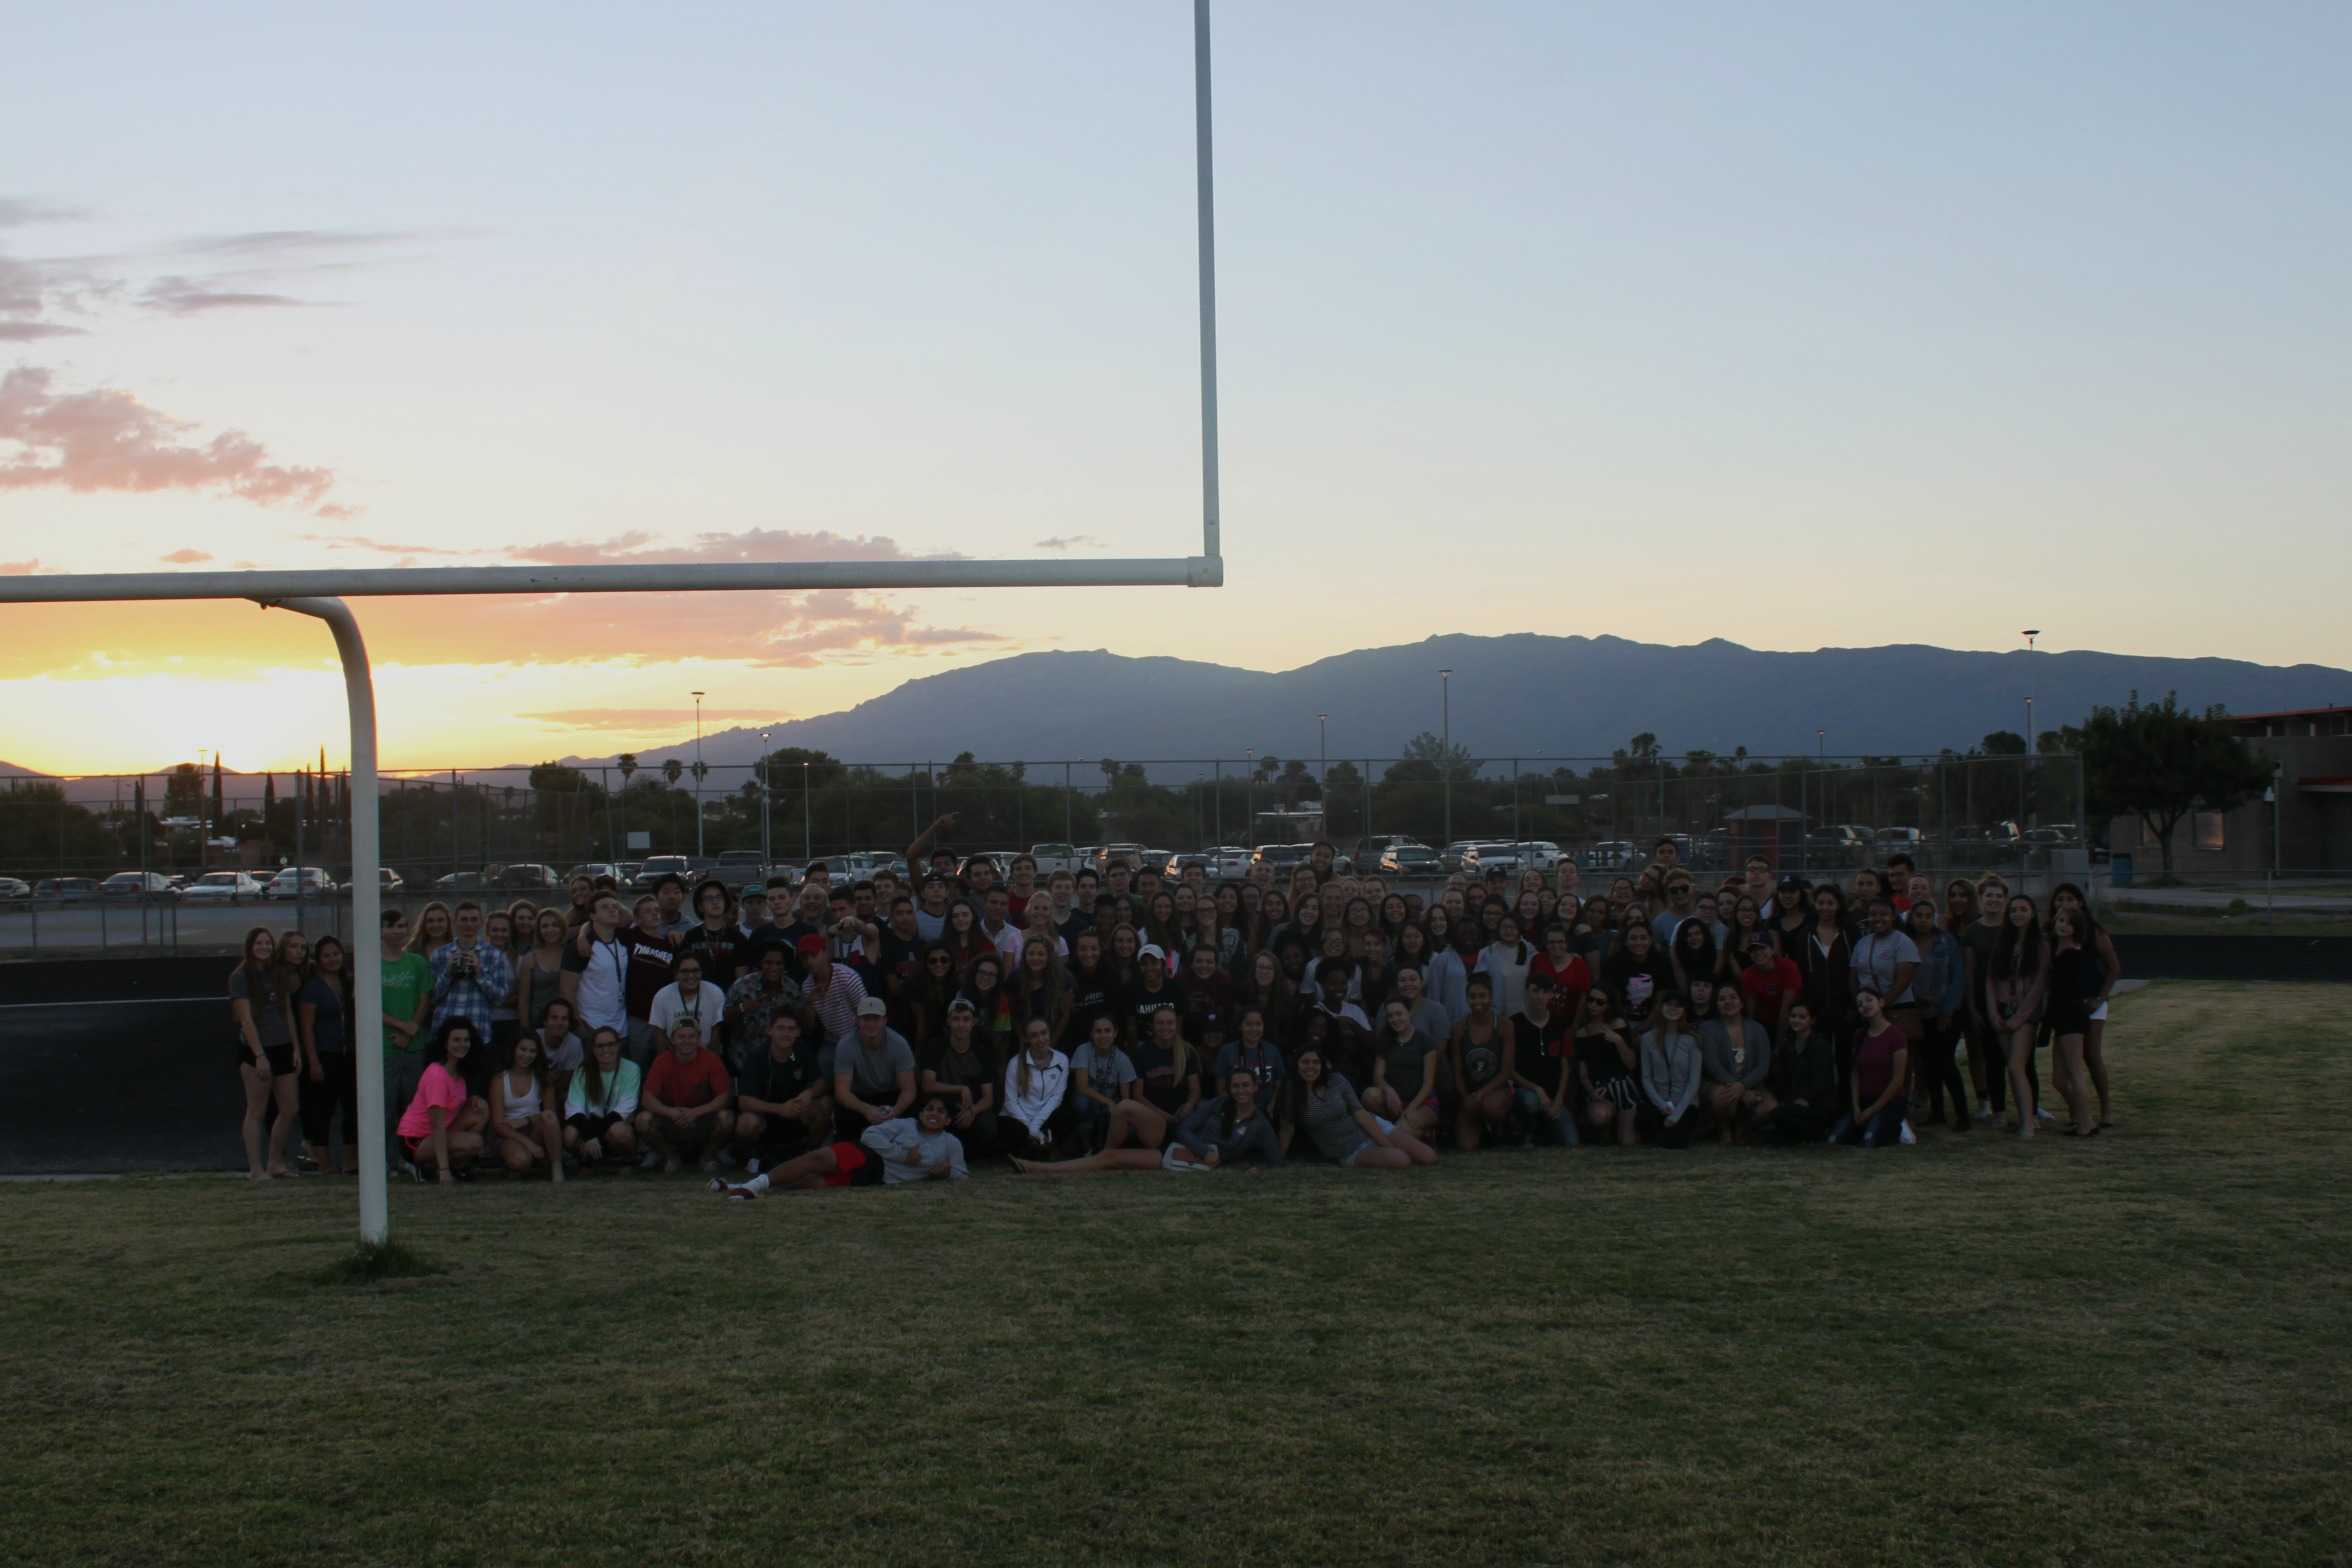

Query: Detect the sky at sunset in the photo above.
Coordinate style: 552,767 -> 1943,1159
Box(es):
4,0 -> 2348,776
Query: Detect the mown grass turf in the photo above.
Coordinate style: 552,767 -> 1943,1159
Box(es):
5,981 -> 2349,1567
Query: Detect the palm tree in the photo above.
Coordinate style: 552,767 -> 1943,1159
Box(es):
617,753 -> 639,787
661,757 -> 684,788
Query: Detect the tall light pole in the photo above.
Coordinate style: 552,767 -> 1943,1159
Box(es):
1316,712 -> 1328,780
758,728 -> 771,871
1439,669 -> 1453,846
801,759 -> 811,861
2021,630 -> 2040,753
691,690 -> 707,858
1816,728 -> 1824,764
1244,747 -> 1255,848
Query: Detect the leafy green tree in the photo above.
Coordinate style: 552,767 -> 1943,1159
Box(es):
2080,692 -> 2270,875
1979,731 -> 2027,756
164,763 -> 203,818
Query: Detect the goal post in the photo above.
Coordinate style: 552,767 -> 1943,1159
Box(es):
0,0 -> 1228,1247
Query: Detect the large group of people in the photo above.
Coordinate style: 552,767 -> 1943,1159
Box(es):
226,820 -> 2124,1190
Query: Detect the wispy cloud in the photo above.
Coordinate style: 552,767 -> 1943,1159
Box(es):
140,275 -> 312,315
1034,534 -> 1105,551
171,229 -> 420,258
0,321 -> 86,341
501,527 -> 965,568
0,199 -> 90,229
0,559 -> 38,575
0,366 -> 339,512
159,548 -> 213,564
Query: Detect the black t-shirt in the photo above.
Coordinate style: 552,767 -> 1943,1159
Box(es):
737,1041 -> 825,1108
1512,1008 -> 1572,1092
926,1041 -> 994,1108
1128,1039 -> 1192,1115
771,920 -> 823,978
623,932 -> 678,1020
677,923 -> 743,990
1065,963 -> 1122,1046
1128,980 -> 1179,1042
877,929 -> 926,1015
1574,1022 -> 1631,1083
1958,920 -> 2004,1014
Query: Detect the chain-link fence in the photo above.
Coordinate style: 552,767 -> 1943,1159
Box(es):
1,751 -> 2098,952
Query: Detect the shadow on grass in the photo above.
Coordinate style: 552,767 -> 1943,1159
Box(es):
310,1239 -> 445,1287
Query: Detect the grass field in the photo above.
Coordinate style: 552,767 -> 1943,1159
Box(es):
7,982 -> 2350,1568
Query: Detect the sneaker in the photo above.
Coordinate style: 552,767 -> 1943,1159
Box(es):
638,1151 -> 660,1171
723,1185 -> 758,1201
2035,1107 -> 2059,1124
1898,1120 -> 1917,1146
1976,1102 -> 1995,1123
744,1157 -> 764,1177
707,1176 -> 728,1194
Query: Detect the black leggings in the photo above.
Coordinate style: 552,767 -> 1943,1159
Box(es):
298,1050 -> 361,1155
1918,1018 -> 1972,1123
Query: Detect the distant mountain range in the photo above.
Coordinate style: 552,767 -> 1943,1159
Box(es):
13,634 -> 2346,800
545,633 -> 2350,776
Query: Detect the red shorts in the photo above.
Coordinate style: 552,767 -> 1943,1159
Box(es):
821,1141 -> 872,1188
400,1135 -> 428,1160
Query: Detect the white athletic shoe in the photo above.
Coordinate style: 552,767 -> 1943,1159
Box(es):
744,1157 -> 764,1177
638,1150 -> 661,1170
1898,1120 -> 1917,1146
2036,1107 -> 2059,1124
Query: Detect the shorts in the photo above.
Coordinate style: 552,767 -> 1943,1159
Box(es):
821,1141 -> 884,1188
239,1043 -> 296,1077
399,1133 -> 430,1160
1340,1136 -> 1378,1167
1590,1071 -> 1639,1112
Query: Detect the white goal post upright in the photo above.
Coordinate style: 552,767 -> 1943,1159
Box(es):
0,0 -> 1226,1247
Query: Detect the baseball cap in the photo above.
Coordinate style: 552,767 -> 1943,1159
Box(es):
856,997 -> 888,1019
946,996 -> 976,1015
1138,943 -> 1167,966
795,933 -> 826,955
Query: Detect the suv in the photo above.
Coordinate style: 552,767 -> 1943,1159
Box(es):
1378,843 -> 1442,875
715,850 -> 768,881
1251,843 -> 1312,872
635,854 -> 693,887
1349,835 -> 1423,871
1095,843 -> 1148,873
1027,843 -> 1082,876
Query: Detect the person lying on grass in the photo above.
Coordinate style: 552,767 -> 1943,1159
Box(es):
1008,1066 -> 1281,1176
713,1093 -> 970,1198
1282,1045 -> 1437,1170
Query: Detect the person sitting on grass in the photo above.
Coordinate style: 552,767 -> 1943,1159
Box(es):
923,999 -> 1001,1152
713,1092 -> 970,1198
1366,997 -> 1445,1143
1449,972 -> 1515,1153
1573,983 -> 1641,1147
1010,1066 -> 1281,1176
399,1019 -> 490,1183
1760,1002 -> 1836,1146
563,1027 -> 641,1171
490,1029 -> 564,1181
632,1017 -> 735,1174
1283,1045 -> 1436,1170
1636,992 -> 1702,1149
831,997 -> 918,1140
731,1012 -> 832,1175
1699,984 -> 1774,1144
1066,1013 -> 1134,1152
1000,1015 -> 1071,1160
1828,986 -> 1910,1149
1102,1004 -> 1200,1155
1508,970 -> 1578,1148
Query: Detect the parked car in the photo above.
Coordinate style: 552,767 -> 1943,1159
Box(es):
1379,843 -> 1443,876
264,866 -> 337,900
180,870 -> 265,903
634,854 -> 693,886
1348,835 -> 1424,873
715,849 -> 768,879
1438,841 -> 1479,873
1204,845 -> 1254,878
955,854 -> 1005,882
101,871 -> 176,898
1027,842 -> 1083,876
1581,840 -> 1637,871
1095,843 -> 1148,872
1251,843 -> 1313,873
1461,843 -> 1524,877
565,862 -> 623,883
1874,827 -> 1924,848
0,876 -> 30,900
378,867 -> 406,895
34,877 -> 100,902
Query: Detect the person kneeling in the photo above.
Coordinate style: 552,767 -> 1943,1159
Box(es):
632,1018 -> 735,1174
713,1093 -> 969,1197
491,1030 -> 564,1181
564,1027 -> 642,1170
1828,986 -> 1910,1148
399,1020 -> 490,1183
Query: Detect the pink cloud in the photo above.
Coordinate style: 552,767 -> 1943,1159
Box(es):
502,527 -> 960,568
0,558 -> 37,574
159,548 -> 213,564
0,366 -> 337,509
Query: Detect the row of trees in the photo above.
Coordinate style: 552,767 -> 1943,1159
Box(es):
0,696 -> 2268,876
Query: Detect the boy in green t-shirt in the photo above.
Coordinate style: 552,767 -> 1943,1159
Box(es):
379,908 -> 433,1156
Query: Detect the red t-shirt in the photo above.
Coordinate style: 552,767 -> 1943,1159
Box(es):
1529,953 -> 1592,1015
1739,958 -> 1802,1031
645,1048 -> 731,1109
1853,1023 -> 1905,1106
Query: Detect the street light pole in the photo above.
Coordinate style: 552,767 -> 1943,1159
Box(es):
1816,728 -> 1824,765
2021,630 -> 2040,754
1317,712 -> 1328,784
691,690 -> 706,858
801,760 -> 811,861
1439,669 -> 1453,847
758,729 -> 771,871
1245,748 -> 1255,848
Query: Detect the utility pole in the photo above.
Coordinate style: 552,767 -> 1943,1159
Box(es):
1439,669 -> 1453,846
758,729 -> 771,871
801,760 -> 811,861
691,690 -> 706,858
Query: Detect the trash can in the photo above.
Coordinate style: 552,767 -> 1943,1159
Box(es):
2111,853 -> 2133,888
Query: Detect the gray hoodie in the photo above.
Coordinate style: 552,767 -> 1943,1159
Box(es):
1699,1018 -> 1772,1091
